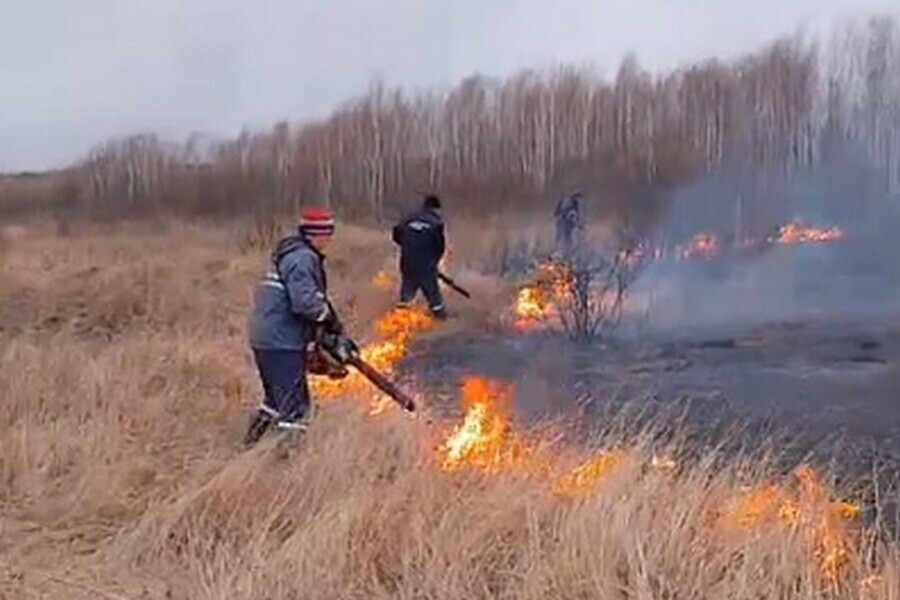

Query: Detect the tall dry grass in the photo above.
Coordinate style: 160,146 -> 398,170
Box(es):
1,222 -> 898,599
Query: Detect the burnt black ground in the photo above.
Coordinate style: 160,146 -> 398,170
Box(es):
406,317 -> 900,483
414,235 -> 900,461
404,238 -> 900,528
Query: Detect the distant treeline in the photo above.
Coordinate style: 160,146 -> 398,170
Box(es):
1,16 -> 899,230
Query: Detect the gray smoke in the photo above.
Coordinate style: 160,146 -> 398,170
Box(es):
629,165 -> 900,334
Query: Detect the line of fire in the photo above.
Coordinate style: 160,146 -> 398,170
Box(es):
311,210 -> 890,586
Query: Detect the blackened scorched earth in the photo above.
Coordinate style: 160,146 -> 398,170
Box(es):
406,317 -> 900,481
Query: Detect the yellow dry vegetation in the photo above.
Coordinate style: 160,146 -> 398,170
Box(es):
0,222 -> 897,599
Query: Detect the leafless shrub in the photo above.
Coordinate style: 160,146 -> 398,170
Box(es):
555,235 -> 644,340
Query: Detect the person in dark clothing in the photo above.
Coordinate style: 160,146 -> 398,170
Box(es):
392,194 -> 447,318
243,207 -> 340,447
554,190 -> 584,257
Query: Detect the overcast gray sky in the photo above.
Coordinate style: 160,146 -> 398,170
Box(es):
1,0 -> 897,172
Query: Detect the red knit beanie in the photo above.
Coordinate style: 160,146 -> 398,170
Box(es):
299,206 -> 335,237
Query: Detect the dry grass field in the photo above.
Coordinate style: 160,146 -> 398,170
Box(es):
1,222 -> 898,599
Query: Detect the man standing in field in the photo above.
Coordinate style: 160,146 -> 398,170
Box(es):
392,194 -> 447,319
243,207 -> 341,447
554,189 -> 584,257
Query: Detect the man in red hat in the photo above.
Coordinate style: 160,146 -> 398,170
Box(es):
243,206 -> 340,446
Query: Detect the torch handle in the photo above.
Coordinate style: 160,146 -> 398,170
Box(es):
347,355 -> 416,412
437,272 -> 471,298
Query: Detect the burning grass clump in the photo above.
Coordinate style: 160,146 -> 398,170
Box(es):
310,305 -> 435,414
512,238 -> 644,339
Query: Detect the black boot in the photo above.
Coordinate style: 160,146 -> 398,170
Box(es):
242,410 -> 275,448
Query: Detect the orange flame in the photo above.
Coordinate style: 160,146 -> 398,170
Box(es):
438,378 -> 530,473
796,467 -> 859,582
513,287 -> 548,330
677,232 -> 720,261
513,261 -> 573,331
722,467 -> 859,582
371,270 -> 393,291
311,269 -> 874,585
375,304 -> 434,340
431,374 -> 860,582
770,222 -> 844,245
725,483 -> 789,526
552,450 -> 628,496
311,306 -> 434,412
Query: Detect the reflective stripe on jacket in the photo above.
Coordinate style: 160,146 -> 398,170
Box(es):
248,235 -> 329,351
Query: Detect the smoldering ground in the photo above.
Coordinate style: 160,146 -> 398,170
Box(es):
408,169 -> 900,499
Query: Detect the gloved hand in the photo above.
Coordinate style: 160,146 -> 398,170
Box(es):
324,314 -> 343,335
307,338 -> 350,380
319,330 -> 357,364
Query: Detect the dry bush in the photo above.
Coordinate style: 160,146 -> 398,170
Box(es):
554,234 -> 646,341
1,224 -> 898,599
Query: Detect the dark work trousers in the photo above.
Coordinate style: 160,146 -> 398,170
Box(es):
397,271 -> 445,316
556,221 -> 576,256
253,348 -> 310,423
